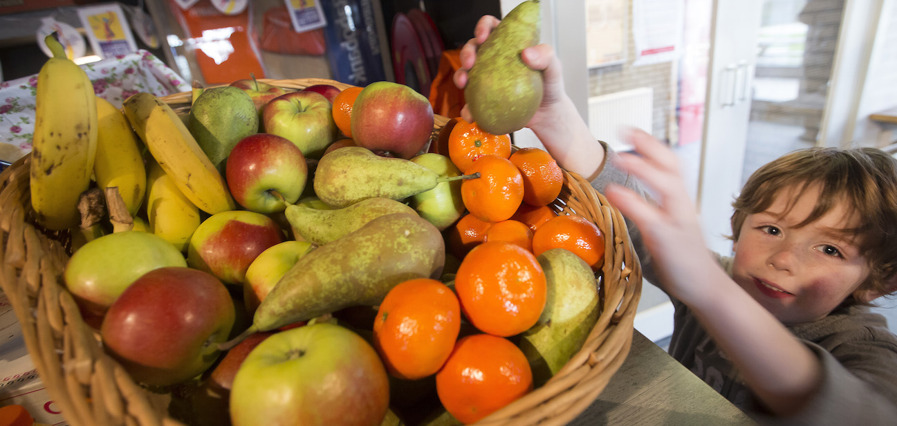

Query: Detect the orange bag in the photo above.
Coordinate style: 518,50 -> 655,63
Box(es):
260,5 -> 326,56
428,49 -> 465,118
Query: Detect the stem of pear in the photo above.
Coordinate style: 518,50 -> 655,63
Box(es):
438,172 -> 480,183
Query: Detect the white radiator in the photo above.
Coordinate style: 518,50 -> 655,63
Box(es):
588,87 -> 654,152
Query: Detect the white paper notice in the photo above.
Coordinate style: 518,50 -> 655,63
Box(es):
632,0 -> 683,66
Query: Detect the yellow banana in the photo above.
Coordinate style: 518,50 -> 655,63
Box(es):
122,92 -> 235,214
145,158 -> 200,252
30,34 -> 98,230
94,96 -> 146,216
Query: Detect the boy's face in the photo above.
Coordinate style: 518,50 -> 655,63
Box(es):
731,184 -> 870,324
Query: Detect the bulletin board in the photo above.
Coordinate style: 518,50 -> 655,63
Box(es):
586,0 -> 627,68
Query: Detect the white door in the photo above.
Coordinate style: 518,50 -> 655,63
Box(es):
698,0 -> 763,256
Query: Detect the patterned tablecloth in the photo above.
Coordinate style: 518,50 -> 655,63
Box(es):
0,50 -> 190,165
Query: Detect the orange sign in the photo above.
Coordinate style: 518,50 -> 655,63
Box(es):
169,0 -> 265,85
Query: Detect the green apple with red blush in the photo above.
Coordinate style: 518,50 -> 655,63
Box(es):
187,211 -> 284,285
243,240 -> 314,314
351,81 -> 435,159
226,134 -> 308,214
100,267 -> 235,387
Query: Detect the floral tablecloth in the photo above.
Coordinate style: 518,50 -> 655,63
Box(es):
0,50 -> 190,164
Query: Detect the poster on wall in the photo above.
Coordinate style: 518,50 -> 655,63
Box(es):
77,4 -> 138,58
632,0 -> 683,66
586,0 -> 626,68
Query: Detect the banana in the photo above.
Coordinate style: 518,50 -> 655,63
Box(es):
145,158 -> 200,252
30,34 -> 98,230
122,92 -> 235,214
94,96 -> 146,216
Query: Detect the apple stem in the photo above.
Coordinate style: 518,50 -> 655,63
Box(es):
269,189 -> 286,205
218,325 -> 258,351
439,172 -> 480,183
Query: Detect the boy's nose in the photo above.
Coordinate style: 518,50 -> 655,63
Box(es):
767,244 -> 799,271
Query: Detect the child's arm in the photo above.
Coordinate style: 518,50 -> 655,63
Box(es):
453,16 -> 604,180
604,130 -> 822,415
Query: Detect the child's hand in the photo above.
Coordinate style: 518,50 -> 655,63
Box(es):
452,15 -> 567,133
604,129 -> 720,304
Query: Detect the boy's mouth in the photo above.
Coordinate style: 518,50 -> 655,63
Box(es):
753,277 -> 794,299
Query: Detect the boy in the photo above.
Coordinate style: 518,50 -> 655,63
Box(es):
454,15 -> 897,424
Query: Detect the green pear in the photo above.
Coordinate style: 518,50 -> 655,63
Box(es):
314,146 -> 472,208
518,248 -> 600,387
241,213 -> 445,335
285,197 -> 417,245
188,86 -> 258,169
465,0 -> 543,135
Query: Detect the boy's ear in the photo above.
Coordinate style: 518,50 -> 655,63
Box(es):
855,275 -> 897,303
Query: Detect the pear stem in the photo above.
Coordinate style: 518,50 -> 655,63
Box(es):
439,172 -> 480,183
218,325 -> 258,351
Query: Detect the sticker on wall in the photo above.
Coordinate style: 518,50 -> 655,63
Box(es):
212,0 -> 248,15
36,17 -> 86,60
285,0 -> 327,33
77,4 -> 138,58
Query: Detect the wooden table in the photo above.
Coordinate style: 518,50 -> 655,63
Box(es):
570,330 -> 757,425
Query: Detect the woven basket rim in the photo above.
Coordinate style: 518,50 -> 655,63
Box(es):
0,78 -> 642,426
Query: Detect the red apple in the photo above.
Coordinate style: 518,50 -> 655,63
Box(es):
351,81 -> 435,159
208,331 -> 274,392
302,84 -> 341,103
230,76 -> 287,117
262,91 -> 338,159
100,267 -> 236,387
187,211 -> 284,285
226,134 -> 308,214
229,323 -> 390,426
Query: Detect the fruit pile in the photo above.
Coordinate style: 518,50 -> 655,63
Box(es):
27,31 -> 608,426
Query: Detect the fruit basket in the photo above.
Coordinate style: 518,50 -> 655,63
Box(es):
0,78 -> 642,426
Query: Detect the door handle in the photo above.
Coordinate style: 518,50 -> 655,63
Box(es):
720,64 -> 736,108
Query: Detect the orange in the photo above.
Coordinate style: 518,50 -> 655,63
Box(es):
511,203 -> 556,233
509,147 -> 564,206
436,333 -> 533,424
532,214 -> 605,270
332,86 -> 363,138
461,155 -> 524,223
454,241 -> 546,336
484,219 -> 533,252
373,278 -> 461,380
445,213 -> 492,259
448,118 -> 512,173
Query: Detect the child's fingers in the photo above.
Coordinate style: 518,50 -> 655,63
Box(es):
474,15 -> 501,42
605,184 -> 661,228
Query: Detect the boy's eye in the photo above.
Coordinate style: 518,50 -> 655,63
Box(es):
760,225 -> 781,236
819,245 -> 843,258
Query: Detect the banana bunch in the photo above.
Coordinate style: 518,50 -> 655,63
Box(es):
122,92 -> 235,214
94,96 -> 146,216
145,158 -> 200,252
30,34 -> 98,230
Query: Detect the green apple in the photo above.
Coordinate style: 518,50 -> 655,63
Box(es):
410,153 -> 465,230
243,240 -> 314,313
64,230 -> 187,317
229,323 -> 390,426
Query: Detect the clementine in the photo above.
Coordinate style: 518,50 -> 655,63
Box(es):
461,155 -> 524,223
532,214 -> 605,270
447,118 -> 511,173
484,219 -> 533,252
373,278 -> 461,380
454,241 -> 546,336
445,213 -> 492,259
436,333 -> 533,424
509,147 -> 564,206
332,86 -> 362,138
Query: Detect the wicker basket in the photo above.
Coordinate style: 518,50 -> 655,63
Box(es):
0,79 -> 642,426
